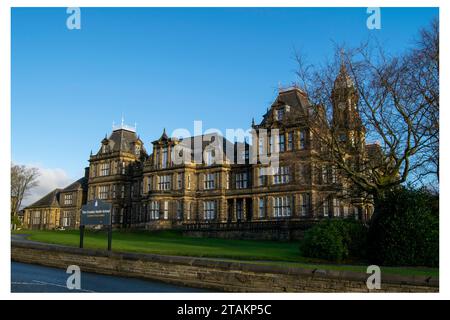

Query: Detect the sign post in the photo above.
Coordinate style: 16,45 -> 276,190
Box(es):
80,199 -> 113,251
79,225 -> 85,248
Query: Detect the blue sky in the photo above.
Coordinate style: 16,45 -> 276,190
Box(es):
12,7 -> 438,195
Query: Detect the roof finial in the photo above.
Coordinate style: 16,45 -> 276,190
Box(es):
121,114 -> 124,127
252,117 -> 255,127
112,120 -> 115,130
339,48 -> 346,73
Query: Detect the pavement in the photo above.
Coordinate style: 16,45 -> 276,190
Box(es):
11,261 -> 209,292
11,233 -> 210,293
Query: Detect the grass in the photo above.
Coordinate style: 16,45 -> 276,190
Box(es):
13,229 -> 439,277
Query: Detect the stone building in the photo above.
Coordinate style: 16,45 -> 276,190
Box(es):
23,175 -> 88,230
23,66 -> 375,232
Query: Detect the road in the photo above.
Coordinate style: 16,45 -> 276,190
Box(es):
11,262 -> 209,292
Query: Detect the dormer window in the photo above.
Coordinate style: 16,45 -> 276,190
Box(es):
205,150 -> 215,166
135,144 -> 141,156
276,108 -> 284,121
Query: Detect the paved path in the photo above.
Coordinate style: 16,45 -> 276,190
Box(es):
11,262 -> 209,292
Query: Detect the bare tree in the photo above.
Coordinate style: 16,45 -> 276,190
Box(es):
294,19 -> 439,214
11,163 -> 40,218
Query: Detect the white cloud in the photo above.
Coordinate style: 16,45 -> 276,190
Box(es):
21,165 -> 73,208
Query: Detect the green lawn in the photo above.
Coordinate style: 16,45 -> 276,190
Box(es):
13,229 -> 438,277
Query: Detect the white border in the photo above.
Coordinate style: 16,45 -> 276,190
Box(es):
1,1 -> 446,300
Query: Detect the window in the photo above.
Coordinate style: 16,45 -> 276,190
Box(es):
273,166 -> 290,184
269,135 -> 274,153
300,130 -> 306,149
236,201 -> 243,220
158,175 -> 171,191
276,108 -> 284,121
322,196 -> 329,216
155,149 -> 160,167
333,198 -> 341,216
112,185 -> 116,198
203,201 -> 216,220
62,211 -> 71,227
32,211 -> 41,225
273,196 -> 291,217
64,193 -> 73,205
343,205 -> 349,217
177,173 -> 183,189
236,172 -> 248,189
99,185 -> 109,200
176,201 -> 182,220
331,166 -> 337,184
121,162 -> 126,174
135,144 -> 141,156
322,165 -> 329,184
121,185 -> 125,199
186,202 -> 191,220
187,175 -> 191,189
258,167 -> 266,186
287,132 -> 293,151
204,173 -> 215,190
100,162 -> 110,176
258,198 -> 265,218
205,150 -> 214,166
162,148 -> 168,169
258,137 -> 265,156
278,134 -> 285,152
301,193 -> 311,216
163,201 -> 169,219
150,201 -> 159,220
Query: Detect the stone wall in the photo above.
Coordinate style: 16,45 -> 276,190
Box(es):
11,242 -> 439,293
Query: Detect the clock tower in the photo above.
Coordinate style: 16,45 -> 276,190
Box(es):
331,63 -> 365,150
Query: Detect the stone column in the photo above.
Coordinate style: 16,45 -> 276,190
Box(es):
233,198 -> 237,222
252,196 -> 258,220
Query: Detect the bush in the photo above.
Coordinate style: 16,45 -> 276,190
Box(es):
368,186 -> 439,267
300,219 -> 368,262
11,215 -> 22,230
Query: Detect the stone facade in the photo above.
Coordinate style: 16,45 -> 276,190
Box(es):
23,173 -> 88,230
24,67 -> 377,232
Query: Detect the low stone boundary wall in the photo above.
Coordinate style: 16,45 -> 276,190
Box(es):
11,242 -> 439,292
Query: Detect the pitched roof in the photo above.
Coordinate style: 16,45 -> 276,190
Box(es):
259,87 -> 310,126
98,128 -> 146,155
152,132 -> 242,164
334,63 -> 355,89
26,189 -> 61,209
61,177 -> 87,192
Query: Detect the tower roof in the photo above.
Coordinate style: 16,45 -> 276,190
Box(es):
334,63 -> 355,89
